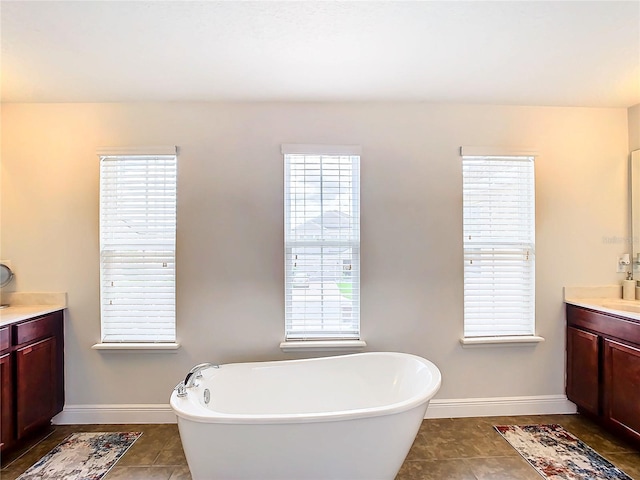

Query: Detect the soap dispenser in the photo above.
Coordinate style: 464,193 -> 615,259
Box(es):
623,271 -> 635,300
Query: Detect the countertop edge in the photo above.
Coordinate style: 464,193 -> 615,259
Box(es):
0,305 -> 66,327
565,298 -> 640,322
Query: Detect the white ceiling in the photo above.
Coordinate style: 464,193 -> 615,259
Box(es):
1,1 -> 639,107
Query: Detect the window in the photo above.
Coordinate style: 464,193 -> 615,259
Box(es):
98,146 -> 177,343
283,144 -> 361,341
461,147 -> 535,338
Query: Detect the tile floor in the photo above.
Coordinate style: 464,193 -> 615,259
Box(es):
1,414 -> 639,479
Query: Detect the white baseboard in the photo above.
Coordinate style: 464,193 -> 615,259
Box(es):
53,395 -> 577,425
53,404 -> 177,424
426,394 -> 577,419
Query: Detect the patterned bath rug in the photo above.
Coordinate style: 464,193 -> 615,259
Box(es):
17,431 -> 142,480
494,424 -> 632,480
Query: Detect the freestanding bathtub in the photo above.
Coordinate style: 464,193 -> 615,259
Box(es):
170,352 -> 441,480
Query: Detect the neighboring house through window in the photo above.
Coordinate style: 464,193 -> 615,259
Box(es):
98,146 -> 177,343
461,146 -> 536,340
283,144 -> 361,341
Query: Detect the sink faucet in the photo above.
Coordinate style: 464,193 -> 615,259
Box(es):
174,362 -> 219,397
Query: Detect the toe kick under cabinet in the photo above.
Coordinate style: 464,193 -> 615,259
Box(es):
0,310 -> 64,452
566,304 -> 640,445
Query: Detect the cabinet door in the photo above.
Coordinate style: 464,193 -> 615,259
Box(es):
15,337 -> 56,439
603,339 -> 640,440
0,353 -> 13,450
566,326 -> 599,415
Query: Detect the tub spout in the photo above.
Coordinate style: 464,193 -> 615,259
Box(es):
183,362 -> 219,389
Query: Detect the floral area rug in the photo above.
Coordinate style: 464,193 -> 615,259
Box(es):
17,432 -> 142,480
495,424 -> 632,480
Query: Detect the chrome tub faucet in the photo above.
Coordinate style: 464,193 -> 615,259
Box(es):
175,362 -> 219,397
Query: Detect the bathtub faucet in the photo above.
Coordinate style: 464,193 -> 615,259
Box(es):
184,362 -> 219,388
175,362 -> 219,397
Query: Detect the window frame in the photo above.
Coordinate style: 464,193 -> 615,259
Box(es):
282,144 -> 361,343
96,146 -> 178,347
460,146 -> 541,345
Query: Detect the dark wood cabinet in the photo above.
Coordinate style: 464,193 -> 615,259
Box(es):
603,339 -> 640,439
16,337 -> 57,439
0,352 -> 13,450
566,304 -> 640,445
0,310 -> 64,452
566,326 -> 599,415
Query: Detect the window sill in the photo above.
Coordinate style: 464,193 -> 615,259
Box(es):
279,340 -> 367,353
91,342 -> 180,352
459,336 -> 545,348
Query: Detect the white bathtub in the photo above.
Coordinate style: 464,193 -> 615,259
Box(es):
170,352 -> 441,480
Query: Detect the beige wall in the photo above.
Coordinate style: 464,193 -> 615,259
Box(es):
630,104 -> 640,151
0,102 -> 630,406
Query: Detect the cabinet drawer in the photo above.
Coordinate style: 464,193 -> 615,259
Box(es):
566,304 -> 640,345
0,327 -> 8,352
13,312 -> 61,346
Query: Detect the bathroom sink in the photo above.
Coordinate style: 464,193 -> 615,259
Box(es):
602,302 -> 640,314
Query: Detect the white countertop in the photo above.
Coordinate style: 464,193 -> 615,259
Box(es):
564,285 -> 640,322
0,292 -> 67,327
0,304 -> 66,327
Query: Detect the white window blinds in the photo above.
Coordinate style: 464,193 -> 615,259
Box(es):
283,144 -> 361,340
98,147 -> 177,342
462,152 -> 535,338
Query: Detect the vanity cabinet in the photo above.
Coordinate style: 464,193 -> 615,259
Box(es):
0,350 -> 13,451
0,310 -> 64,452
16,336 -> 58,439
566,304 -> 640,445
603,339 -> 640,439
566,326 -> 599,415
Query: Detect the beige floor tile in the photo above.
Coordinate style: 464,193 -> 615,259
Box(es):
116,441 -> 162,467
104,466 -> 175,480
154,445 -> 188,466
604,452 -> 640,479
396,459 -> 477,480
0,467 -> 24,480
465,456 -> 542,480
168,465 -> 193,480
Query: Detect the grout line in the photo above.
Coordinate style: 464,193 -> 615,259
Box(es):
1,429 -> 57,470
